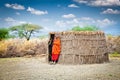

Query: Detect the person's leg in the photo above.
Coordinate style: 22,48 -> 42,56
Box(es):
51,54 -> 55,64
56,54 -> 60,63
53,54 -> 59,64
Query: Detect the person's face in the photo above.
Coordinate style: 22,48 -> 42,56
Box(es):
55,37 -> 59,39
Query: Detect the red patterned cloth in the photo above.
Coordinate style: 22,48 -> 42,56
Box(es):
52,54 -> 60,61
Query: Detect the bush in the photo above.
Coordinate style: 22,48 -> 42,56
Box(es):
0,28 -> 9,40
0,38 -> 48,57
109,52 -> 120,57
107,36 -> 120,54
0,41 -> 8,57
71,25 -> 99,31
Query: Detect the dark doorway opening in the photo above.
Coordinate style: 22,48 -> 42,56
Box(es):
48,34 -> 55,62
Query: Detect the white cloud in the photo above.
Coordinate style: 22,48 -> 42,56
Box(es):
66,19 -> 79,24
74,0 -> 88,3
74,0 -> 120,6
19,21 -> 27,24
102,8 -> 120,14
62,14 -> 76,19
56,18 -> 82,27
5,3 -> 11,7
16,12 -> 20,15
56,17 -> 115,28
81,17 -> 93,20
43,27 -> 55,32
42,19 -> 51,22
57,4 -> 61,7
4,17 -> 31,26
5,17 -> 16,22
56,21 -> 67,27
68,4 -> 79,8
91,0 -> 120,6
5,3 -> 25,10
27,7 -> 48,15
96,18 -> 115,27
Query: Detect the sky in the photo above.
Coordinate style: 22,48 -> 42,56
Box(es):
0,0 -> 120,36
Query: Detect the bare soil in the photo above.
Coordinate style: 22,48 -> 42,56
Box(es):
0,57 -> 120,80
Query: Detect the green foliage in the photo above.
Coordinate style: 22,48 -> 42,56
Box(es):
71,25 -> 99,31
109,52 -> 120,57
109,74 -> 112,77
7,35 -> 16,39
0,28 -> 9,40
10,24 -> 42,40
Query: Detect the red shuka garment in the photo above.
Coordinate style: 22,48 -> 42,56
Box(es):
52,38 -> 61,61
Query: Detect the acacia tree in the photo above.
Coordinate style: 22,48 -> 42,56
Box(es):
10,24 -> 42,41
0,28 -> 9,41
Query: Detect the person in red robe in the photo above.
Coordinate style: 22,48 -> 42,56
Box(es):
52,36 -> 61,64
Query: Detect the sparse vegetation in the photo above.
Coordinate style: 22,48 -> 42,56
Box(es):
109,52 -> 120,57
0,38 -> 48,57
71,25 -> 99,31
0,28 -> 9,41
107,35 -> 120,54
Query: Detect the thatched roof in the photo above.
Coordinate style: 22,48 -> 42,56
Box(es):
49,31 -> 104,35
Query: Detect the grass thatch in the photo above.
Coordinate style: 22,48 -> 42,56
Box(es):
48,31 -> 109,64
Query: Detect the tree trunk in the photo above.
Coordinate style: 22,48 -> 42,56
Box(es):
26,30 -> 33,41
27,38 -> 30,41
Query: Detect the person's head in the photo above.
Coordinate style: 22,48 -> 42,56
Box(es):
55,34 -> 60,39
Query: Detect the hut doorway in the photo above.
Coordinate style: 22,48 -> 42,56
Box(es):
48,34 -> 55,62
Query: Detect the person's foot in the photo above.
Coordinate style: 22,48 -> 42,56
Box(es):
49,61 -> 54,65
53,61 -> 56,65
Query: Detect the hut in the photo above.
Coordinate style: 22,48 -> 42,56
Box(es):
47,31 -> 109,64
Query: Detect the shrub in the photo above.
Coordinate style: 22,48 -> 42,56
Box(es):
107,36 -> 120,54
71,25 -> 99,31
0,28 -> 9,40
0,38 -> 48,57
109,52 -> 120,57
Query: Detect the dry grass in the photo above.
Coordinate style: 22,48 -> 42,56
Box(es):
0,38 -> 48,57
0,35 -> 120,58
107,36 -> 120,54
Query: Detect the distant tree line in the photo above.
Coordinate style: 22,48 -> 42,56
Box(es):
71,25 -> 99,31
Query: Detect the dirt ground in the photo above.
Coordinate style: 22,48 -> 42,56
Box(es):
0,57 -> 120,80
